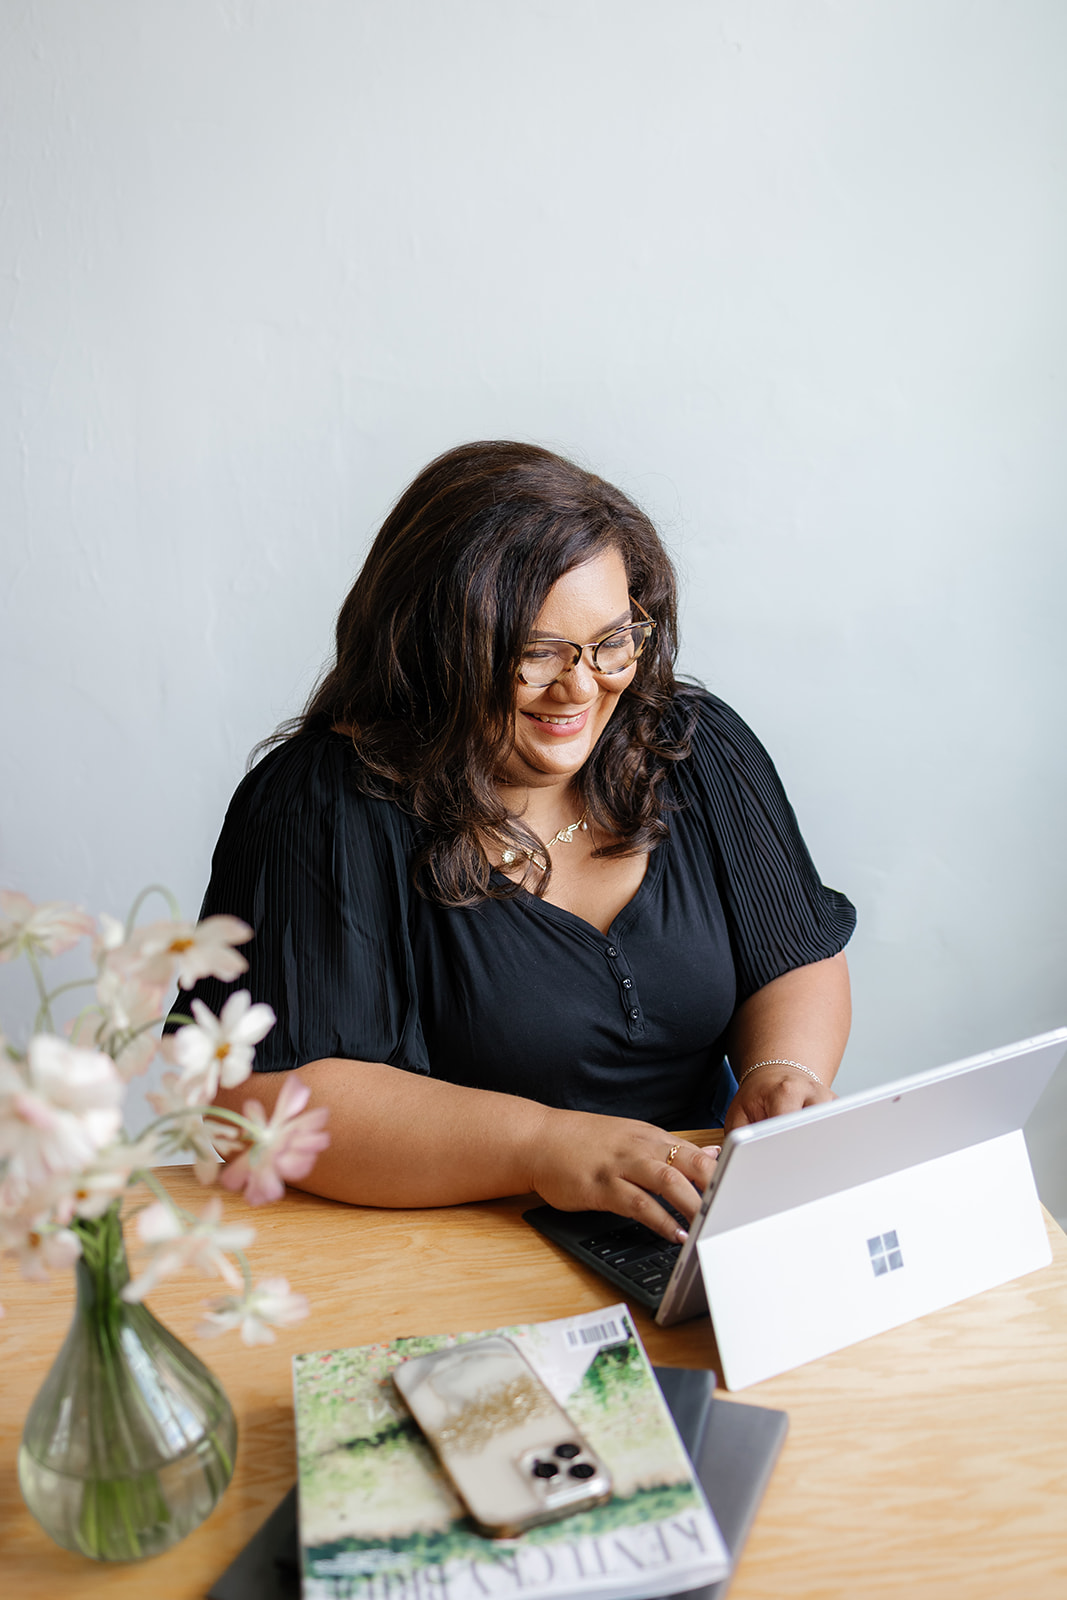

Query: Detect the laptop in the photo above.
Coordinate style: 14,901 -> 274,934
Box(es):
524,1027 -> 1067,1389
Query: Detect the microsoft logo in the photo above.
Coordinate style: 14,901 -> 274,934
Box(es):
868,1230 -> 903,1276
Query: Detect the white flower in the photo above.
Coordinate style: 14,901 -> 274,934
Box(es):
122,1198 -> 254,1301
0,892 -> 95,962
0,1214 -> 82,1280
0,1037 -> 123,1192
98,968 -> 167,1039
147,1066 -> 209,1115
69,968 -> 165,1082
166,991 -> 275,1103
197,1277 -> 310,1345
63,1134 -> 162,1221
7,1133 -> 157,1226
93,915 -> 165,1020
146,1072 -> 243,1182
0,882 -> 318,1344
132,916 -> 253,991
91,911 -> 126,959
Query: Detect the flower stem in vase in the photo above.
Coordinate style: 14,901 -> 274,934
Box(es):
18,1202 -> 237,1562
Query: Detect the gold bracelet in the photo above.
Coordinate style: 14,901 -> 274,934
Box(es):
736,1057 -> 825,1089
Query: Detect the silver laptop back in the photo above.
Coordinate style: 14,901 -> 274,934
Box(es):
657,1028 -> 1066,1388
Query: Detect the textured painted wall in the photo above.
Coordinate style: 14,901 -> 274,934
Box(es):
2,1 -> 1065,1214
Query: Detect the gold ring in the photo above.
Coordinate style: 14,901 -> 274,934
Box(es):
666,1145 -> 681,1167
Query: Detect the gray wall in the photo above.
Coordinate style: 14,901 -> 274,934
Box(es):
2,2 -> 1064,1217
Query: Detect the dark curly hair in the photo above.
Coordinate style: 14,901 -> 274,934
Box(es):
274,441 -> 699,905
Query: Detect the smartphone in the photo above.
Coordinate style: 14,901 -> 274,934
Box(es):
393,1335 -> 612,1538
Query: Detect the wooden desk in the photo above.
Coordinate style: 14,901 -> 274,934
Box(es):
2,1151 -> 1066,1599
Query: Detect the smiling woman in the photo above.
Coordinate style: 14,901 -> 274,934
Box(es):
187,442 -> 855,1243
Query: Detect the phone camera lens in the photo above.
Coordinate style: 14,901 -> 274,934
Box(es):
532,1460 -> 559,1478
554,1443 -> 581,1459
569,1462 -> 596,1480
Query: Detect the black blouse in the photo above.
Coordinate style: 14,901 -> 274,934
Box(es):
184,692 -> 855,1129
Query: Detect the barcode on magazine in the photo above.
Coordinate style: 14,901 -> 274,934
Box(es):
566,1317 -> 626,1348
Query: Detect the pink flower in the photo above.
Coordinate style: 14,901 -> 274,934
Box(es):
0,1037 -> 123,1194
122,1198 -> 254,1301
164,990 -> 276,1103
197,1276 -> 310,1345
132,915 -> 253,991
0,892 -> 95,962
218,1076 -> 330,1206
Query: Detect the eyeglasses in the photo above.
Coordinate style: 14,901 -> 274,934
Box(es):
516,598 -> 657,688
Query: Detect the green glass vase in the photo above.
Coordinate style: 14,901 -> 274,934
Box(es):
18,1201 -> 237,1561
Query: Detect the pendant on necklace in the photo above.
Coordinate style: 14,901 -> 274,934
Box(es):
500,811 -> 588,868
548,813 -> 588,848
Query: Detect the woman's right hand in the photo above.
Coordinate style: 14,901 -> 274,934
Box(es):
526,1107 -> 718,1244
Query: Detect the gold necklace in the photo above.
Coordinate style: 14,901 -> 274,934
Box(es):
500,809 -> 588,868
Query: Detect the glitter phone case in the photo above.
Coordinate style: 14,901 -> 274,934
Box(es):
393,1335 -> 613,1538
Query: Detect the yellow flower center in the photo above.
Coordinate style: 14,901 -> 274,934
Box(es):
169,937 -> 194,953
215,1043 -> 231,1061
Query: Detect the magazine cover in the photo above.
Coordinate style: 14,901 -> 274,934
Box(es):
292,1304 -> 731,1600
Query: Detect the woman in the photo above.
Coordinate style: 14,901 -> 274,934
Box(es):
199,442 -> 855,1243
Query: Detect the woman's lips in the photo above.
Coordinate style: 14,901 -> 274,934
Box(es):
520,708 -> 591,735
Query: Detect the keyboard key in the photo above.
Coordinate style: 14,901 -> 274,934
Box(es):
619,1265 -> 669,1290
604,1243 -> 662,1267
580,1226 -> 649,1256
648,1249 -> 681,1270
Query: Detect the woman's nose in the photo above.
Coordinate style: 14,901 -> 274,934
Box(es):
551,650 -> 598,698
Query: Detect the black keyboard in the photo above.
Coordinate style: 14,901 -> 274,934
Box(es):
524,1203 -> 685,1311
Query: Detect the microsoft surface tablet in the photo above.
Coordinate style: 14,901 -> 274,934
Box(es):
526,1028 -> 1067,1388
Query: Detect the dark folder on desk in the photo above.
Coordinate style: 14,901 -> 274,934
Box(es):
208,1367 -> 787,1600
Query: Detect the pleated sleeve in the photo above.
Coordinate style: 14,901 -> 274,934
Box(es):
179,732 -> 428,1075
675,692 -> 856,1004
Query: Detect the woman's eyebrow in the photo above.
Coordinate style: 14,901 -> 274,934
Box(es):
529,608 -> 633,640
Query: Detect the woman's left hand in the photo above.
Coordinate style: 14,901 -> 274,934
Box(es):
723,953 -> 850,1134
723,1064 -> 835,1134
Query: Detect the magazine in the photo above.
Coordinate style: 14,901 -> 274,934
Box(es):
292,1304 -> 732,1600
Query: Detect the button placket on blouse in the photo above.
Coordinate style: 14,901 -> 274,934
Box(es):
604,942 -> 644,1034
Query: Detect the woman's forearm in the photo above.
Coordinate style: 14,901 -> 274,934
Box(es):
723,951 -> 851,1130
214,1057 -> 549,1207
728,951 -> 851,1085
212,1057 -> 719,1238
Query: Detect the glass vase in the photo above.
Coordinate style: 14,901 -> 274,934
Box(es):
18,1201 -> 237,1561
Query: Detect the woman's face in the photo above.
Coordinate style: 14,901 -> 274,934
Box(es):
504,547 -> 638,791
